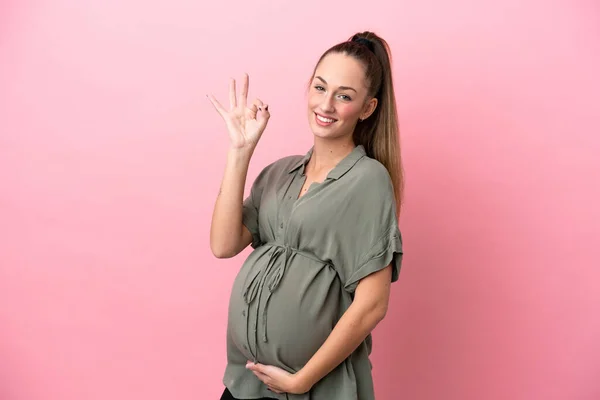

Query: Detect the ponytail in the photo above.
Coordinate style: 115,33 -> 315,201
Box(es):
311,32 -> 404,215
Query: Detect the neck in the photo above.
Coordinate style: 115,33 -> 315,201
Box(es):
308,136 -> 355,172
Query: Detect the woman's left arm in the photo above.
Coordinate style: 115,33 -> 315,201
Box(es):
246,264 -> 392,394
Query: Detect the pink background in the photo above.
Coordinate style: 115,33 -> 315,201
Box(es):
1,1 -> 599,399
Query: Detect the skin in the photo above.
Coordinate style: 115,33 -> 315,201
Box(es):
300,53 -> 378,186
208,52 -> 392,395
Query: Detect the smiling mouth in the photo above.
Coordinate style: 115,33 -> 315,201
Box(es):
315,113 -> 337,123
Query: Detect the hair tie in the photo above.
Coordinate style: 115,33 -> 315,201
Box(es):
352,36 -> 375,53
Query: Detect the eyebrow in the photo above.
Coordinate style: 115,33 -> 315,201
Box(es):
315,76 -> 357,93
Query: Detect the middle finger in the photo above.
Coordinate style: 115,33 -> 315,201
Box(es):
240,73 -> 249,109
229,78 -> 237,109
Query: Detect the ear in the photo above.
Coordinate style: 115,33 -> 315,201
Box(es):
360,97 -> 378,121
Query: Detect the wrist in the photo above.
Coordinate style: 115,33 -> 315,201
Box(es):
293,368 -> 316,394
227,145 -> 255,163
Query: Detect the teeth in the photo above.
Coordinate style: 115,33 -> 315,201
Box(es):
317,114 -> 335,123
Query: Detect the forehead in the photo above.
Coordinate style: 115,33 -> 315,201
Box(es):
314,52 -> 367,89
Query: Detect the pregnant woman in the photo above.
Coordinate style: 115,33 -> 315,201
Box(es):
208,31 -> 404,400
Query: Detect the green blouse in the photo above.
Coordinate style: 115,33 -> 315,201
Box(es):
223,145 -> 403,400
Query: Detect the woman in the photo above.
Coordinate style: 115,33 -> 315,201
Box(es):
208,31 -> 404,400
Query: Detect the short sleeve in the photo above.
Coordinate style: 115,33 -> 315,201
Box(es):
242,165 -> 270,249
242,195 -> 261,249
343,168 -> 403,293
345,224 -> 403,292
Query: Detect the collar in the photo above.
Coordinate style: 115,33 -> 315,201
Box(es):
288,145 -> 366,180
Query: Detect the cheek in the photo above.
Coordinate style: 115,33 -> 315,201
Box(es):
336,103 -> 363,120
307,92 -> 321,109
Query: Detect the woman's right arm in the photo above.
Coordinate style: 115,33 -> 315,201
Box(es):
207,73 -> 270,258
210,147 -> 255,258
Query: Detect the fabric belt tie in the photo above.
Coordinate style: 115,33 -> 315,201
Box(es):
242,244 -> 293,362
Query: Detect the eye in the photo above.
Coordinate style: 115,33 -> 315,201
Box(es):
339,94 -> 352,101
314,85 -> 325,91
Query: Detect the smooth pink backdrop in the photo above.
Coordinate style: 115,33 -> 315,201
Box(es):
1,1 -> 599,399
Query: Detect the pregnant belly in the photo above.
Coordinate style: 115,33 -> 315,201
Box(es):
228,252 -> 343,371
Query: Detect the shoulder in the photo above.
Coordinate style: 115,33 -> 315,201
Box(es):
349,155 -> 394,194
257,154 -> 303,176
340,155 -> 397,218
272,154 -> 305,171
250,154 -> 304,189
347,157 -> 399,232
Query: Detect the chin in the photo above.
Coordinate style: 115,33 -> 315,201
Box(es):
309,124 -> 351,141
310,127 -> 337,139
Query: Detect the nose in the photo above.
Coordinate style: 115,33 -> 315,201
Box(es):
320,93 -> 335,113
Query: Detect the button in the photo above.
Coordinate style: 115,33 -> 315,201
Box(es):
280,223 -> 284,229
243,345 -> 248,350
242,310 -> 246,316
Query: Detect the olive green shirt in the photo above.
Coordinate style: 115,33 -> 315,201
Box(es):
223,145 -> 403,400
